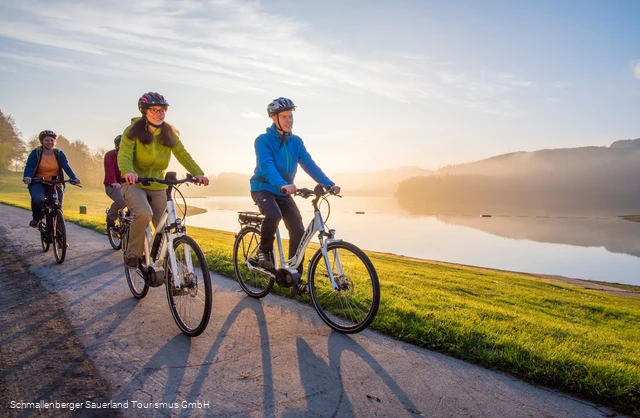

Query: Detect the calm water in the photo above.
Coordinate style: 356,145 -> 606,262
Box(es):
184,196 -> 640,286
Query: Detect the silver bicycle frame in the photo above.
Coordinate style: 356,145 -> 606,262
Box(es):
256,205 -> 343,291
142,199 -> 189,289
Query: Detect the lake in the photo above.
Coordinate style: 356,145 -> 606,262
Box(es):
184,196 -> 640,286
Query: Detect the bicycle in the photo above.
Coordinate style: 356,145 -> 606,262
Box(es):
31,177 -> 81,264
120,172 -> 212,337
106,207 -> 130,250
233,184 -> 380,334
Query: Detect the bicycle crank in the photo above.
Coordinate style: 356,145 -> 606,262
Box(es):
275,268 -> 300,289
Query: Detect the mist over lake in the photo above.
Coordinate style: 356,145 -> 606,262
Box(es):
184,195 -> 640,286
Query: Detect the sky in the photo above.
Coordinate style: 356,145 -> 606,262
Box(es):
1,0 -> 639,177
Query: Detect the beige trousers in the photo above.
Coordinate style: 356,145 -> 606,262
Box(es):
121,184 -> 167,257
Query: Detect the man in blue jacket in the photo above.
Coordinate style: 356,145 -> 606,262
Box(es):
250,97 -> 340,269
23,130 -> 81,227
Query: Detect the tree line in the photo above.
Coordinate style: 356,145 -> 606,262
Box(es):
0,109 -> 109,188
396,167 -> 640,215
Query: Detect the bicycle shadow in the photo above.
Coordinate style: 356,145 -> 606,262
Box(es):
283,332 -> 422,417
179,296 -> 272,418
116,334 -> 192,411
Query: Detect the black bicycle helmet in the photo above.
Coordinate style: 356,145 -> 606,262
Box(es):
114,135 -> 122,146
267,97 -> 296,117
138,92 -> 169,114
39,130 -> 57,141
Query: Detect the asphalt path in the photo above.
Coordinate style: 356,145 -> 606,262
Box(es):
0,204 -> 622,417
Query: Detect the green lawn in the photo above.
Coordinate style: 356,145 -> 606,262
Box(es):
1,171 -> 639,416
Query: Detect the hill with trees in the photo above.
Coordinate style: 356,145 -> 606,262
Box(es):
397,140 -> 640,215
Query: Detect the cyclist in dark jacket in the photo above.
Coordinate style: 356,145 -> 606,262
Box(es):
104,134 -> 125,228
23,130 -> 81,227
250,97 -> 340,269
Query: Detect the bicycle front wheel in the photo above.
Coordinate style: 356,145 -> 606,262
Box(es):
107,219 -> 122,250
308,241 -> 380,334
166,235 -> 212,337
52,210 -> 67,264
40,217 -> 50,253
122,227 -> 148,299
233,226 -> 273,298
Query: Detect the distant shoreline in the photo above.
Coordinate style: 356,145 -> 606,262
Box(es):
622,215 -> 640,223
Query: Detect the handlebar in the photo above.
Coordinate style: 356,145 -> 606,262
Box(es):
30,178 -> 82,188
280,184 -> 341,199
121,173 -> 203,187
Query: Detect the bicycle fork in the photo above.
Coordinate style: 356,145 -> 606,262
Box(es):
320,242 -> 344,291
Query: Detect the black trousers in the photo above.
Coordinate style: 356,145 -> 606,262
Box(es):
251,190 -> 304,259
30,183 -> 63,221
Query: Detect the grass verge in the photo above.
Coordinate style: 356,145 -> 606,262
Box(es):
1,172 -> 639,416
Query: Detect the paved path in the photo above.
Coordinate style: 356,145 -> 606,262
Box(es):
0,204 -> 622,417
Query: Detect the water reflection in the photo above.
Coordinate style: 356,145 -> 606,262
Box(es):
184,196 -> 640,285
434,214 -> 640,258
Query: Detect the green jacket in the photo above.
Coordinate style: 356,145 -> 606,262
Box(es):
118,125 -> 204,191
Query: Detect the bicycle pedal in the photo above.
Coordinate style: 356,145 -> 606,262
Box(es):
290,282 -> 308,297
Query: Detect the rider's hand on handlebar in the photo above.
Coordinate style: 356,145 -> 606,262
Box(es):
330,185 -> 341,194
124,173 -> 138,185
23,177 -> 32,185
71,178 -> 81,185
195,175 -> 209,186
280,184 -> 297,195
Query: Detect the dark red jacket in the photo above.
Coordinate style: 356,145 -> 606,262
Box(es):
103,149 -> 121,186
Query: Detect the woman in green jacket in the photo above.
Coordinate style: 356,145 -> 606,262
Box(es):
118,92 -> 209,268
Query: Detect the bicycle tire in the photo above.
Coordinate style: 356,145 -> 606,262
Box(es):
40,216 -> 50,253
166,235 -> 212,337
123,226 -> 148,299
233,226 -> 274,298
308,241 -> 380,334
107,218 -> 122,250
52,209 -> 67,264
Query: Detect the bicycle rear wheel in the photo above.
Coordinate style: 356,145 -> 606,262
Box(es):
52,210 -> 67,264
233,226 -> 273,298
107,219 -> 122,250
166,235 -> 212,337
39,217 -> 50,253
308,241 -> 380,334
122,226 -> 148,299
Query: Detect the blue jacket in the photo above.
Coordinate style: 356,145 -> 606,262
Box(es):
250,124 -> 333,195
23,147 -> 78,188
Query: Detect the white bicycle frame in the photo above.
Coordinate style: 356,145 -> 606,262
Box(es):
249,205 -> 345,291
140,198 -> 191,290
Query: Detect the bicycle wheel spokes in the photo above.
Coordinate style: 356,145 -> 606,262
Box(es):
309,242 -> 380,333
123,228 -> 148,299
167,236 -> 212,337
52,210 -> 67,264
40,219 -> 50,253
233,227 -> 273,298
107,219 -> 122,250
125,265 -> 148,299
